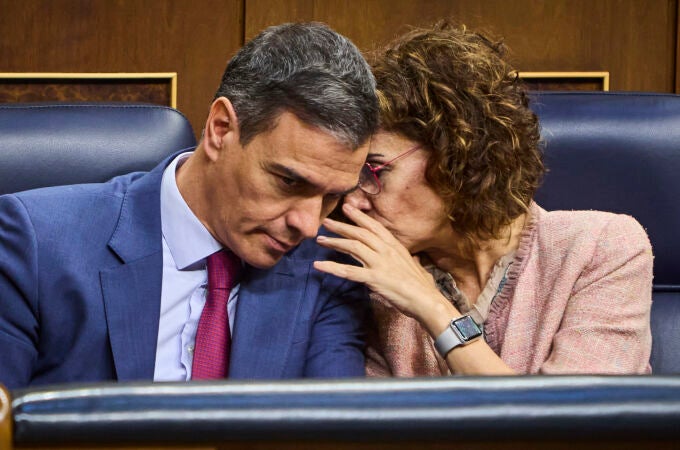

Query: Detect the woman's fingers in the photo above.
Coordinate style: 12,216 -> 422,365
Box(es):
313,260 -> 368,283
322,206 -> 408,258
316,234 -> 371,266
321,218 -> 384,253
316,208 -> 446,321
341,203 -> 398,243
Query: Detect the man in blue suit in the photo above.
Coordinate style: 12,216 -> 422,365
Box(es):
0,23 -> 378,389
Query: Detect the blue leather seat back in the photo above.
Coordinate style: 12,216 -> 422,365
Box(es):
531,92 -> 680,373
0,103 -> 197,195
11,377 -> 680,445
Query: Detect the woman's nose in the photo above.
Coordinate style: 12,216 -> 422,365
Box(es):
344,188 -> 372,212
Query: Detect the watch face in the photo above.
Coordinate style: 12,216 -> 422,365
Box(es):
453,316 -> 482,341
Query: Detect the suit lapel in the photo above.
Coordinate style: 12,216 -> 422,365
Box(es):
100,254 -> 162,381
230,257 -> 308,378
100,162 -> 167,381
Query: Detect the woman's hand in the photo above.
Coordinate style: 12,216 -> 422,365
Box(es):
314,203 -> 450,321
316,204 -> 516,376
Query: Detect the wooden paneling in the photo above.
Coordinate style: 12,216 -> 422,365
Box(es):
0,385 -> 10,450
676,1 -> 680,92
0,80 -> 170,104
520,72 -> 609,91
245,0 -> 677,93
0,74 -> 174,105
0,0 -> 245,138
0,0 -> 679,131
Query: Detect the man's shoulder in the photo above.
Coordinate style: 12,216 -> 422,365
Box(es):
0,170 -> 152,238
12,170 -> 145,204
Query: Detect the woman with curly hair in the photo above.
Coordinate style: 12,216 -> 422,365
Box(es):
314,22 -> 653,375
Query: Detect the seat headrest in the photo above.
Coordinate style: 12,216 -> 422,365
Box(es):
531,92 -> 680,286
0,103 -> 197,195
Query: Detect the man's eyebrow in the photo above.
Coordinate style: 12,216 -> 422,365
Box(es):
269,162 -> 358,196
269,162 -> 310,185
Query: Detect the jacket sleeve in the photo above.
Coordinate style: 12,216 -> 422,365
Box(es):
0,195 -> 40,389
303,273 -> 368,378
541,214 -> 653,374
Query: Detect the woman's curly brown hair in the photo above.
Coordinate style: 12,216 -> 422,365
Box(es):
371,21 -> 544,243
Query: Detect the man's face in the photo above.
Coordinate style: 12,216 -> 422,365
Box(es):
203,111 -> 367,269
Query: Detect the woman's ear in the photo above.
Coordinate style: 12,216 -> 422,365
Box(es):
202,96 -> 240,161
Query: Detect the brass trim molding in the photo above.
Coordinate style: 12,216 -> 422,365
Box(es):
0,72 -> 178,107
519,71 -> 610,91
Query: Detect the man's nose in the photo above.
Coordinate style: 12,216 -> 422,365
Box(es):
286,197 -> 324,240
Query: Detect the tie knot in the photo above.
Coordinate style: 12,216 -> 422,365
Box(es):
207,249 -> 241,290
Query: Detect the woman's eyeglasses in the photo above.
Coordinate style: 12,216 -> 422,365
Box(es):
356,145 -> 421,195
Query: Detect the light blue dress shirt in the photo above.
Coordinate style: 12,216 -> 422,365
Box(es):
153,152 -> 240,381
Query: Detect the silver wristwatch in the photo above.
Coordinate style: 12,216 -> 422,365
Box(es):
434,315 -> 482,357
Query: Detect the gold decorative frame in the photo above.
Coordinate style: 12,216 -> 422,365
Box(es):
519,71 -> 610,91
0,72 -> 177,107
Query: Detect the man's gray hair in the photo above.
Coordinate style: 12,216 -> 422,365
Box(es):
214,22 -> 378,149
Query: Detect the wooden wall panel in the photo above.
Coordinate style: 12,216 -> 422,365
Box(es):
245,0 -> 677,93
0,0 -> 245,138
0,385 -> 9,450
676,1 -> 680,92
0,76 -> 173,105
0,0 -> 678,133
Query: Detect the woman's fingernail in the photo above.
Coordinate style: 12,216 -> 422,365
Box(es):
317,235 -> 327,241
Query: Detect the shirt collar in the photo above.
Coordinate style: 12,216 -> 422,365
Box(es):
160,152 -> 222,270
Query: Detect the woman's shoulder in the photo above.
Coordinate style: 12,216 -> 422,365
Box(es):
532,203 -> 651,250
526,204 -> 653,279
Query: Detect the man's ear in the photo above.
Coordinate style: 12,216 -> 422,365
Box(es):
203,97 -> 240,161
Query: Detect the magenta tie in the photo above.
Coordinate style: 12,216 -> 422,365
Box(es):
192,249 -> 241,379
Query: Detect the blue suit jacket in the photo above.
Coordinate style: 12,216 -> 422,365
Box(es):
0,156 -> 367,389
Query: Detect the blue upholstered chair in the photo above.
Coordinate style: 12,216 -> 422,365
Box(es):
0,103 -> 196,195
531,91 -> 680,374
0,96 -> 676,374
4,95 -> 680,449
9,377 -> 680,446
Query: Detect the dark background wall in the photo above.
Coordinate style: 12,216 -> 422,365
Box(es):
1,0 -> 677,137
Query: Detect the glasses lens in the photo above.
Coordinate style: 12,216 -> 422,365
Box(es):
358,164 -> 380,195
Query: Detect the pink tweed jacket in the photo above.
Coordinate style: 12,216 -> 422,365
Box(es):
366,203 -> 654,376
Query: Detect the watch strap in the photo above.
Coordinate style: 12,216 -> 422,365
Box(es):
434,324 -> 463,357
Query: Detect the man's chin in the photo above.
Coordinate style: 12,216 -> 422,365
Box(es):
231,233 -> 302,269
243,252 -> 284,269
239,243 -> 288,269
